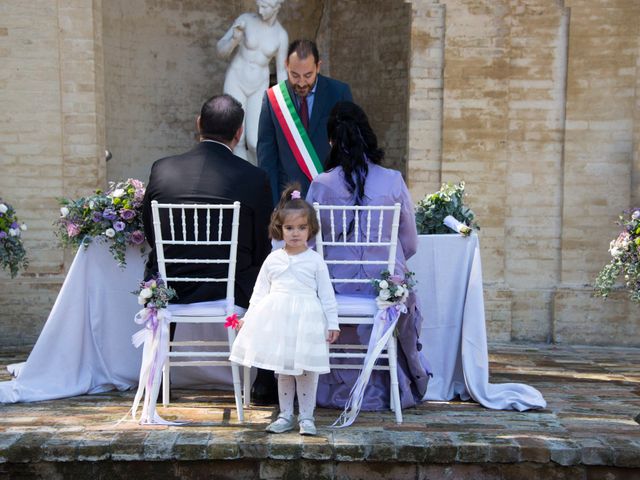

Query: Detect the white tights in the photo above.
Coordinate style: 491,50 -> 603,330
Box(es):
277,371 -> 319,420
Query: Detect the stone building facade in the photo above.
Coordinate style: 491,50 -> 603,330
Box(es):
1,0 -> 638,346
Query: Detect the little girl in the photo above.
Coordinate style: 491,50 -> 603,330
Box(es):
229,184 -> 340,435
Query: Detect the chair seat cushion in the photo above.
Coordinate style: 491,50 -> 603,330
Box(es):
168,300 -> 247,317
336,294 -> 378,316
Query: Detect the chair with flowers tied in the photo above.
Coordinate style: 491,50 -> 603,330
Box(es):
312,202 -> 410,425
137,200 -> 247,423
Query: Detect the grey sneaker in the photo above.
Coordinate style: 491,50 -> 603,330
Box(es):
265,415 -> 295,433
298,418 -> 317,436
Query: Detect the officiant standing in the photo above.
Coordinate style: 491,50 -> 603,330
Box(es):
257,39 -> 353,205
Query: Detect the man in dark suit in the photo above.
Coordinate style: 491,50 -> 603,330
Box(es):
257,39 -> 353,205
142,93 -> 272,315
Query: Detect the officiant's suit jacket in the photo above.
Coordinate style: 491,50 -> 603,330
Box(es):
142,141 -> 273,308
257,74 -> 352,205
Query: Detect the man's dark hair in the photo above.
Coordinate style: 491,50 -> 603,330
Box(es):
199,94 -> 244,142
287,39 -> 320,64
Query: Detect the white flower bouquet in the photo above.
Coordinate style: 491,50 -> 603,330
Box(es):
371,270 -> 416,309
415,181 -> 479,235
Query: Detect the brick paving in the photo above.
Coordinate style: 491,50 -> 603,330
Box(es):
0,343 -> 639,479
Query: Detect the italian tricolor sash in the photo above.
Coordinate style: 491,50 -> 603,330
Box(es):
267,81 -> 323,181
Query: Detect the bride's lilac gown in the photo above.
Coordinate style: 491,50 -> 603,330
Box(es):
307,162 -> 431,410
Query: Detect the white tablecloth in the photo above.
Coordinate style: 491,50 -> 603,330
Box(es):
408,234 -> 546,411
0,243 -> 234,404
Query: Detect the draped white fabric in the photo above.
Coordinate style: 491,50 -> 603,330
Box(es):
408,234 -> 546,411
0,243 -> 143,403
0,243 -> 236,404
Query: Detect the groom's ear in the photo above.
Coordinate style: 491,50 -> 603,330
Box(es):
195,115 -> 202,135
233,124 -> 244,144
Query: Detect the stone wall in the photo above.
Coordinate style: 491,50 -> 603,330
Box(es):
1,0 -> 639,347
405,0 -> 640,345
327,0 -> 411,174
0,0 -> 106,345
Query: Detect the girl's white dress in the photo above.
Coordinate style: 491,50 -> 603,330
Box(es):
229,248 -> 339,376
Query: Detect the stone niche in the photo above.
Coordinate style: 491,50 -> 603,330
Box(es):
103,0 -> 411,183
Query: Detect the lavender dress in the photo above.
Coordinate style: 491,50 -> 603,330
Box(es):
307,162 -> 431,411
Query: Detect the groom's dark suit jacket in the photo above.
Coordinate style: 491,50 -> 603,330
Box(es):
142,141 -> 273,308
257,74 -> 353,205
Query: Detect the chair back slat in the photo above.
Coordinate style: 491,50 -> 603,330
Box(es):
168,208 -> 175,242
193,207 -> 199,242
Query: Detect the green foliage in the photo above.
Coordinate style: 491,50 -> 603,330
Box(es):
0,199 -> 28,278
415,181 -> 480,235
594,208 -> 640,303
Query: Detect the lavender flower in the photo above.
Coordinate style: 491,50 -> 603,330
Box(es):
131,230 -> 145,245
102,209 -> 117,221
113,221 -> 126,232
120,209 -> 136,220
0,231 -> 6,239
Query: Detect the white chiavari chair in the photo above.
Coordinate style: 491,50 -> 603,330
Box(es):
312,202 -> 404,423
151,200 -> 248,422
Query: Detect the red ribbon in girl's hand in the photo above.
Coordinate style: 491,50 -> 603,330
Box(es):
225,313 -> 239,329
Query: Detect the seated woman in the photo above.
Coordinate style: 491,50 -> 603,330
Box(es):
306,101 -> 431,411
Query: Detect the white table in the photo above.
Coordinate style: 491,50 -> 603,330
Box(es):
0,243 -> 234,404
408,234 -> 546,411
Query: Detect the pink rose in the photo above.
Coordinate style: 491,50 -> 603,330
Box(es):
66,223 -> 81,237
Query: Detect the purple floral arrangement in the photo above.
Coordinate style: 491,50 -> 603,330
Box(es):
0,199 -> 28,277
56,179 -> 146,267
595,208 -> 640,302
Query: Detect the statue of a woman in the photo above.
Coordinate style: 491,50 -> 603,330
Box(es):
217,0 -> 288,165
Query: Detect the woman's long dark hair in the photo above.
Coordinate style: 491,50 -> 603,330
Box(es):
325,101 -> 384,205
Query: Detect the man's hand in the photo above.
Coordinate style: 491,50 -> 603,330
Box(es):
327,330 -> 340,344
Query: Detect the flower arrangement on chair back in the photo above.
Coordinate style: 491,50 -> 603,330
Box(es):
415,181 -> 480,235
595,208 -> 640,303
55,179 -> 146,267
0,199 -> 28,278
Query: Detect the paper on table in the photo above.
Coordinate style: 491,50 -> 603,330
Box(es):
443,215 -> 471,235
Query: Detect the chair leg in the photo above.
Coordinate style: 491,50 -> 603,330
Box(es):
230,363 -> 244,422
387,335 -> 403,424
162,360 -> 170,407
243,366 -> 251,407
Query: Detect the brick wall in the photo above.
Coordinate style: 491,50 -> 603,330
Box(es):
327,0 -> 411,174
403,0 -> 639,345
554,0 -> 640,345
0,1 -> 105,346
